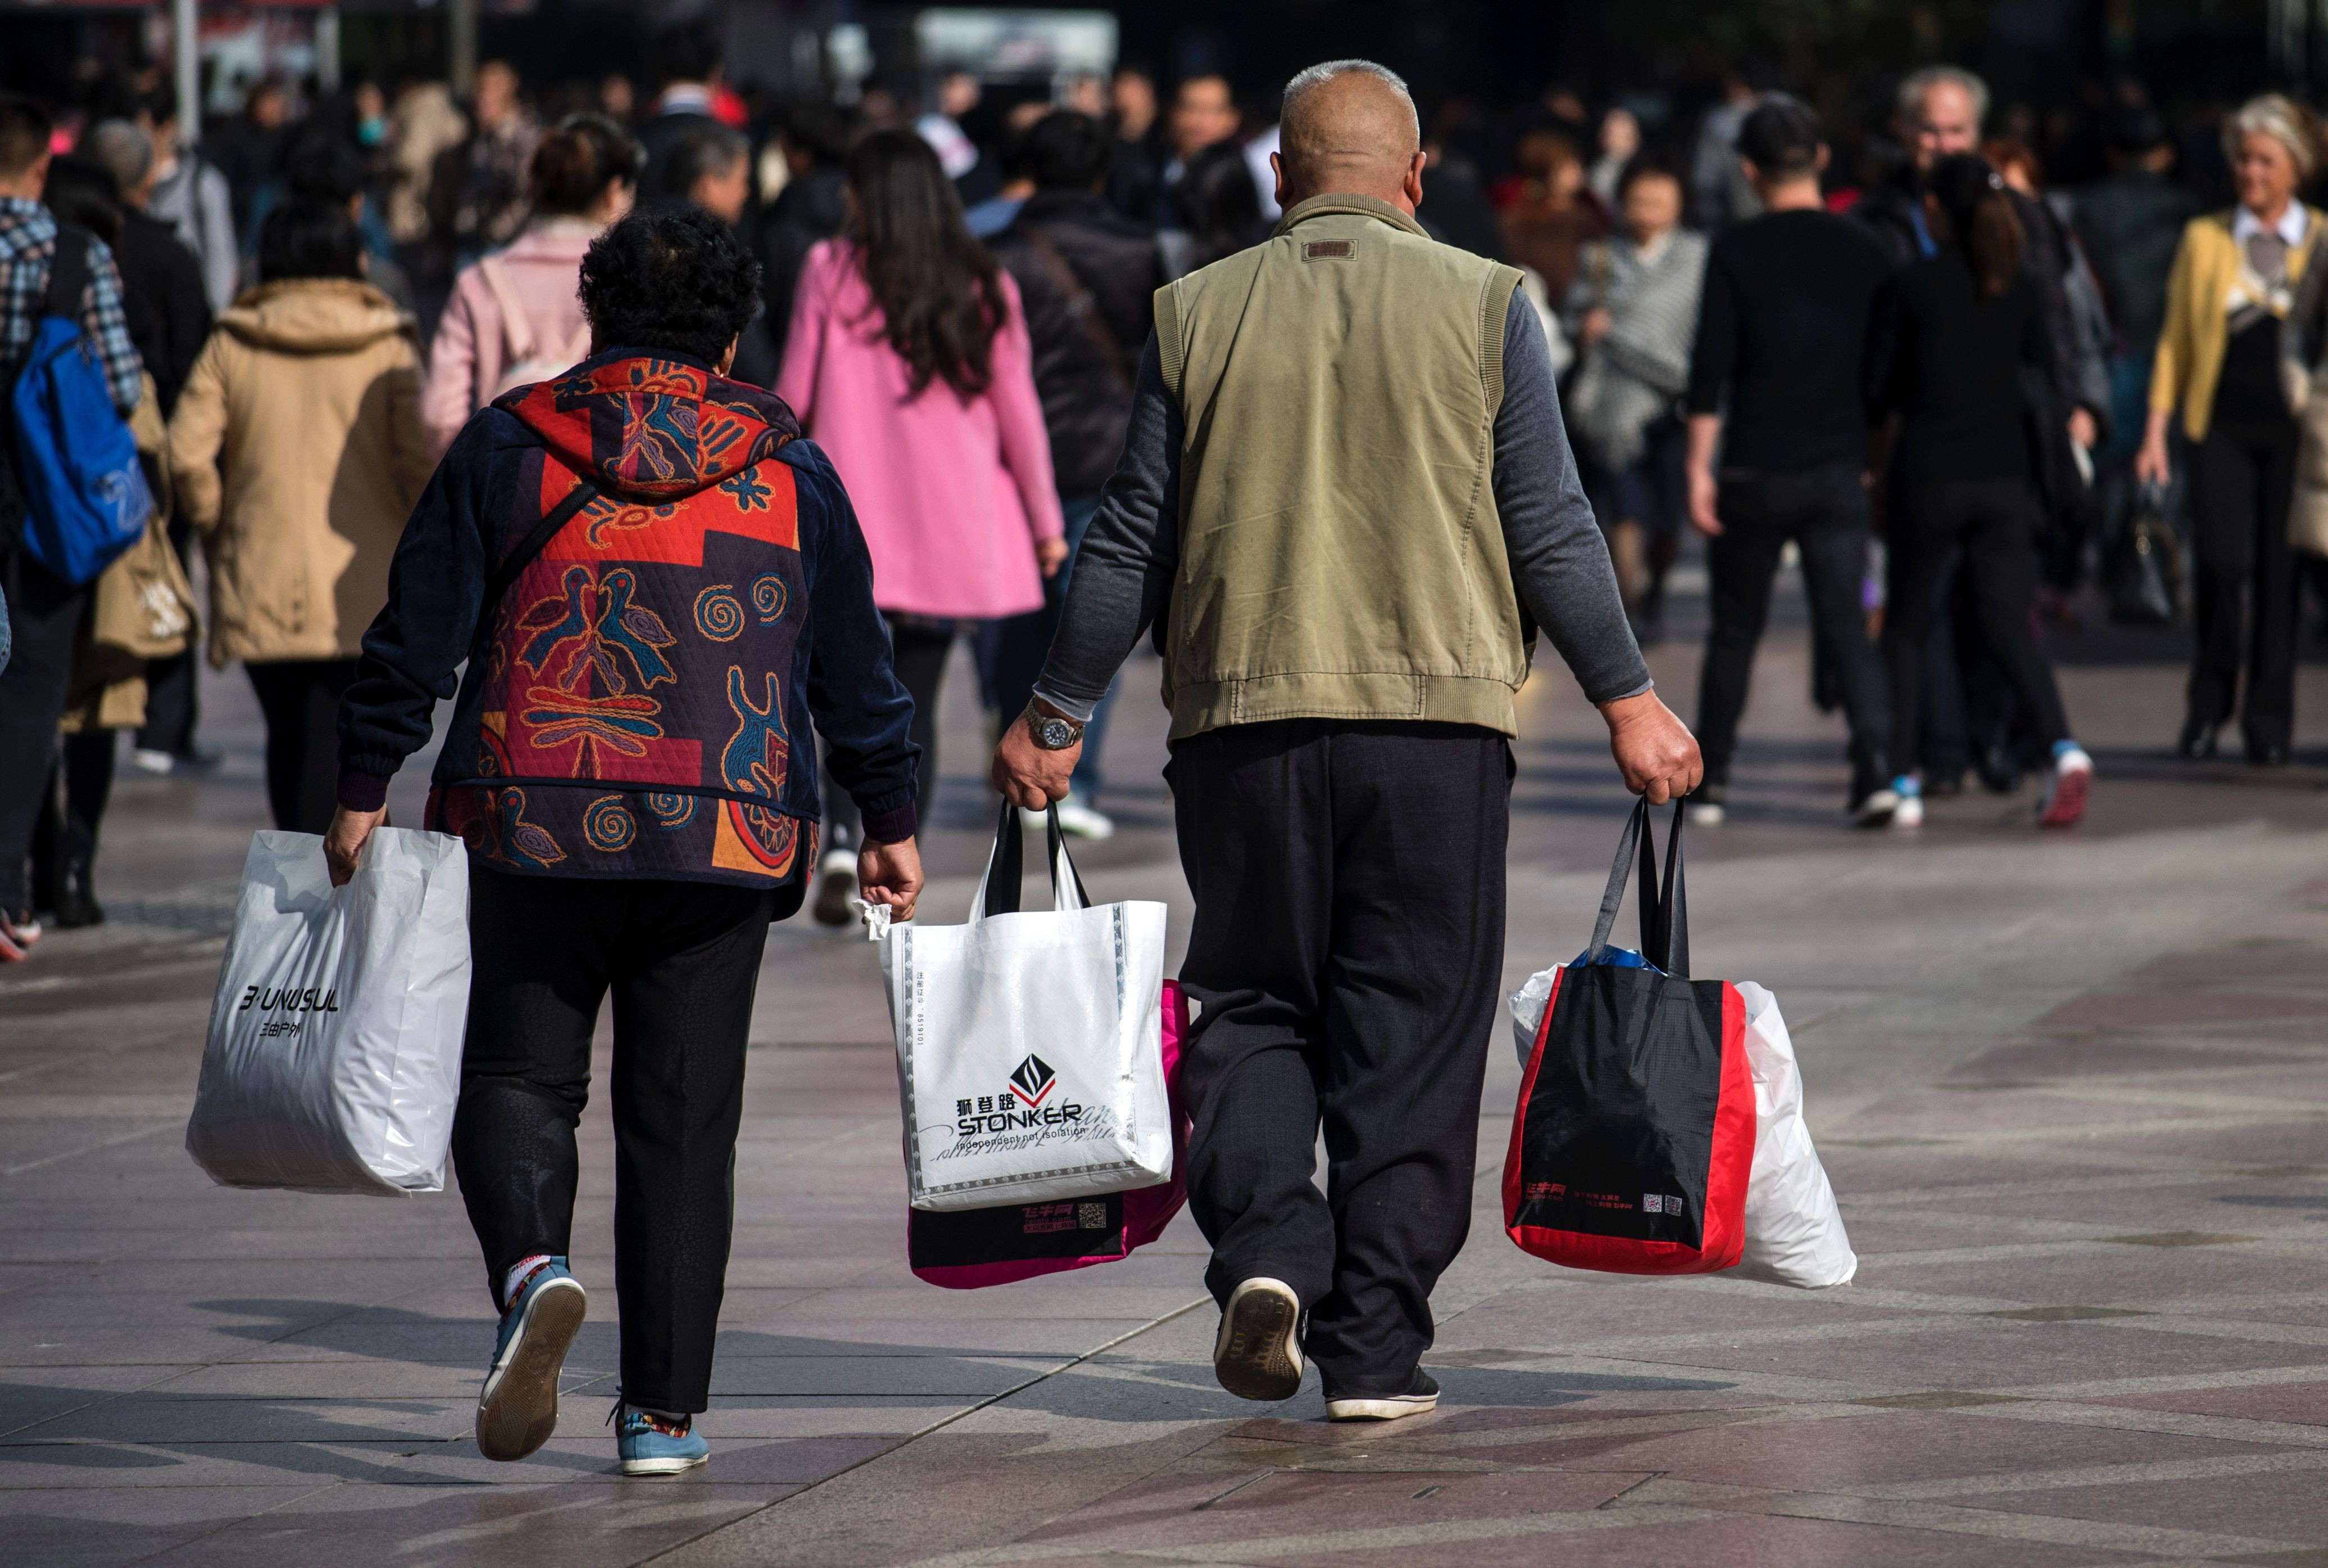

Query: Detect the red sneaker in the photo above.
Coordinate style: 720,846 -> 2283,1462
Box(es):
2039,747 -> 2093,828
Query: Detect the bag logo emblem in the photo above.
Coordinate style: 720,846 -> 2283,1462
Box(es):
1008,1055 -> 1058,1108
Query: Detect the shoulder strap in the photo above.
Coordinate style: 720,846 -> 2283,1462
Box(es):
481,475 -> 601,618
47,225 -> 92,321
476,256 -> 537,363
1023,226 -> 1132,394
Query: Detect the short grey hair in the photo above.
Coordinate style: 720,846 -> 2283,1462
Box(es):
1895,65 -> 1989,133
2223,93 -> 2320,181
1281,58 -> 1419,148
84,119 -> 153,201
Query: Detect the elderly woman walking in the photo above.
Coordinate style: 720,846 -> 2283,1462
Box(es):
2140,94 -> 2325,767
1562,156 -> 1706,640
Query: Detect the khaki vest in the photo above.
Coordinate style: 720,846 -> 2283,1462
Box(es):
1155,194 -> 1528,740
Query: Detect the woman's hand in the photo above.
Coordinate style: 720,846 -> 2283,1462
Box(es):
858,836 -> 924,922
1036,537 -> 1069,578
325,805 -> 387,888
2134,408 -> 2175,489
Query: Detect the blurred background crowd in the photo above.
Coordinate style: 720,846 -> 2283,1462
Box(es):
3,0 -> 2328,952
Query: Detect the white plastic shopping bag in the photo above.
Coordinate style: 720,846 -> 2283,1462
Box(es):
1506,966 -> 1855,1288
876,803 -> 1171,1212
1731,981 -> 1857,1288
186,828 -> 471,1196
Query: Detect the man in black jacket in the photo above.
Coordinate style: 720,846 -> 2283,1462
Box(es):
984,111 -> 1163,838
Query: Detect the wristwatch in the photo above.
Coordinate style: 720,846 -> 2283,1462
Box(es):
1025,703 -> 1085,751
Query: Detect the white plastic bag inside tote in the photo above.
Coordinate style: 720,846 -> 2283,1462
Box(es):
878,803 -> 1171,1212
1731,981 -> 1856,1287
186,828 -> 471,1196
1507,967 -> 1855,1288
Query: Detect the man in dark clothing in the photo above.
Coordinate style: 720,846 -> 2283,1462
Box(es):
79,120 -> 215,776
1685,96 -> 1895,826
326,207 -> 921,1478
636,21 -> 728,211
81,122 -> 210,415
985,111 -> 1164,834
756,101 -> 851,362
2075,106 -> 2202,556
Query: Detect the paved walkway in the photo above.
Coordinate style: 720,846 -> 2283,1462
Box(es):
6,576 -> 2328,1565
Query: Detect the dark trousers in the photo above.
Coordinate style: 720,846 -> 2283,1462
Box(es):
1886,480 -> 2071,775
990,494 -> 1111,796
244,659 -> 359,834
823,613 -> 949,849
452,866 -> 777,1414
1169,720 -> 1510,1393
1695,467 -> 1890,790
2188,419 -> 2299,753
0,557 -> 87,916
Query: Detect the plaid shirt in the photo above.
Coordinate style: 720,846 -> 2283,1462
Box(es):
0,196 -> 144,413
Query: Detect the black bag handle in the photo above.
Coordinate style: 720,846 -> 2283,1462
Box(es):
1585,796 -> 1692,978
481,476 -> 601,617
976,798 -> 1091,919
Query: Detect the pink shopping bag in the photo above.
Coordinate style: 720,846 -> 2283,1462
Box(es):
907,981 -> 1190,1288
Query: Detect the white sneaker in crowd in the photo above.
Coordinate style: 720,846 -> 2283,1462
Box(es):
811,847 -> 856,928
1054,793 -> 1114,840
128,748 -> 176,778
1889,776 -> 1924,829
1851,784 -> 1900,829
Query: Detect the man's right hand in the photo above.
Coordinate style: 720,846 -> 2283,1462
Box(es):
1686,463 -> 1722,537
1599,690 -> 1704,806
858,836 -> 923,922
325,805 -> 387,888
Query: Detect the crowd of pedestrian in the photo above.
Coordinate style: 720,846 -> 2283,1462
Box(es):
5,26 -> 2327,1478
3,30 -> 2326,963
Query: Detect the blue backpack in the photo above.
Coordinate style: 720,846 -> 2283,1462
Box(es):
6,226 -> 151,585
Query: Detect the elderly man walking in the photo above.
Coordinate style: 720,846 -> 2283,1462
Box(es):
992,60 -> 1699,1421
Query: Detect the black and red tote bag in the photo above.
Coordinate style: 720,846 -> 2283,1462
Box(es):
1503,798 -> 1754,1275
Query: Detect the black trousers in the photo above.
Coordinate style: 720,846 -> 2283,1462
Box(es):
1695,467 -> 1890,789
1169,720 -> 1510,1394
452,866 -> 777,1414
244,659 -> 359,834
0,557 -> 88,916
2188,418 -> 2300,753
1885,480 -> 2070,775
822,613 -> 948,849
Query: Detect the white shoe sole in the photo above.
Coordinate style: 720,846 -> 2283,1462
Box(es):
1687,803 -> 1725,826
1326,1390 -> 1441,1421
1213,1278 -> 1304,1401
621,1450 -> 709,1476
1853,789 -> 1900,829
1891,800 -> 1924,829
476,1276 -> 586,1462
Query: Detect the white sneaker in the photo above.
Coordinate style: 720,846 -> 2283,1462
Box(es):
128,748 -> 175,777
1890,778 -> 1924,829
1851,786 -> 1900,828
1325,1369 -> 1441,1422
1054,794 -> 1114,840
1213,1278 -> 1305,1402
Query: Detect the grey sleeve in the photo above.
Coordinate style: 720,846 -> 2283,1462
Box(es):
1495,296 -> 1653,705
1031,333 -> 1181,722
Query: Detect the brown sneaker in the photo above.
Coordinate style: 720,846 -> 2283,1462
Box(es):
1213,1277 -> 1305,1401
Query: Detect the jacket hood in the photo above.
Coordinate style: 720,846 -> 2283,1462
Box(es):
493,351 -> 803,502
218,278 -> 415,353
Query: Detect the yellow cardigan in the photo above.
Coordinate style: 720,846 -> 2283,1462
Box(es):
2150,205 -> 2326,442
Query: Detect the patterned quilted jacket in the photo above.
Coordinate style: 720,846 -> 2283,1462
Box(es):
337,348 -> 919,893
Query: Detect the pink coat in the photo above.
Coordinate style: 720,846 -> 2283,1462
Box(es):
423,221 -> 600,456
775,239 -> 1063,619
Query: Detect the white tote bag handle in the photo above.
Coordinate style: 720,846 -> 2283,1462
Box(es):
968,799 -> 1088,922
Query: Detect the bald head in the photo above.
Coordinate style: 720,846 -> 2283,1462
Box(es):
1276,60 -> 1424,210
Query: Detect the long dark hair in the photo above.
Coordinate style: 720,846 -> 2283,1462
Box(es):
842,129 -> 1005,399
1927,153 -> 2022,300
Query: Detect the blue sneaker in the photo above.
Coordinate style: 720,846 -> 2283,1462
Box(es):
614,1400 -> 710,1476
475,1257 -> 586,1462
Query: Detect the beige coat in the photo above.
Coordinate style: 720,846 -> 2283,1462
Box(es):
169,278 -> 433,667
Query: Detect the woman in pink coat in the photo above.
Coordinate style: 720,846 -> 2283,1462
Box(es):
423,113 -> 643,455
777,128 -> 1064,917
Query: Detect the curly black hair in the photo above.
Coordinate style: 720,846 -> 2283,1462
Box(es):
578,206 -> 764,368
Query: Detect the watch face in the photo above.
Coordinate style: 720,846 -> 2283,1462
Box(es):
1037,717 -> 1074,748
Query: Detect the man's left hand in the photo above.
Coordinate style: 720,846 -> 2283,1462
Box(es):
991,703 -> 1079,810
1599,690 -> 1704,806
2067,407 -> 2098,452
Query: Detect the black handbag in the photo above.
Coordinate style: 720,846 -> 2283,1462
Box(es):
2108,484 -> 2181,626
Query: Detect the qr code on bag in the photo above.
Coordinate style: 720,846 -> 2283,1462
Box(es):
1078,1203 -> 1109,1229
